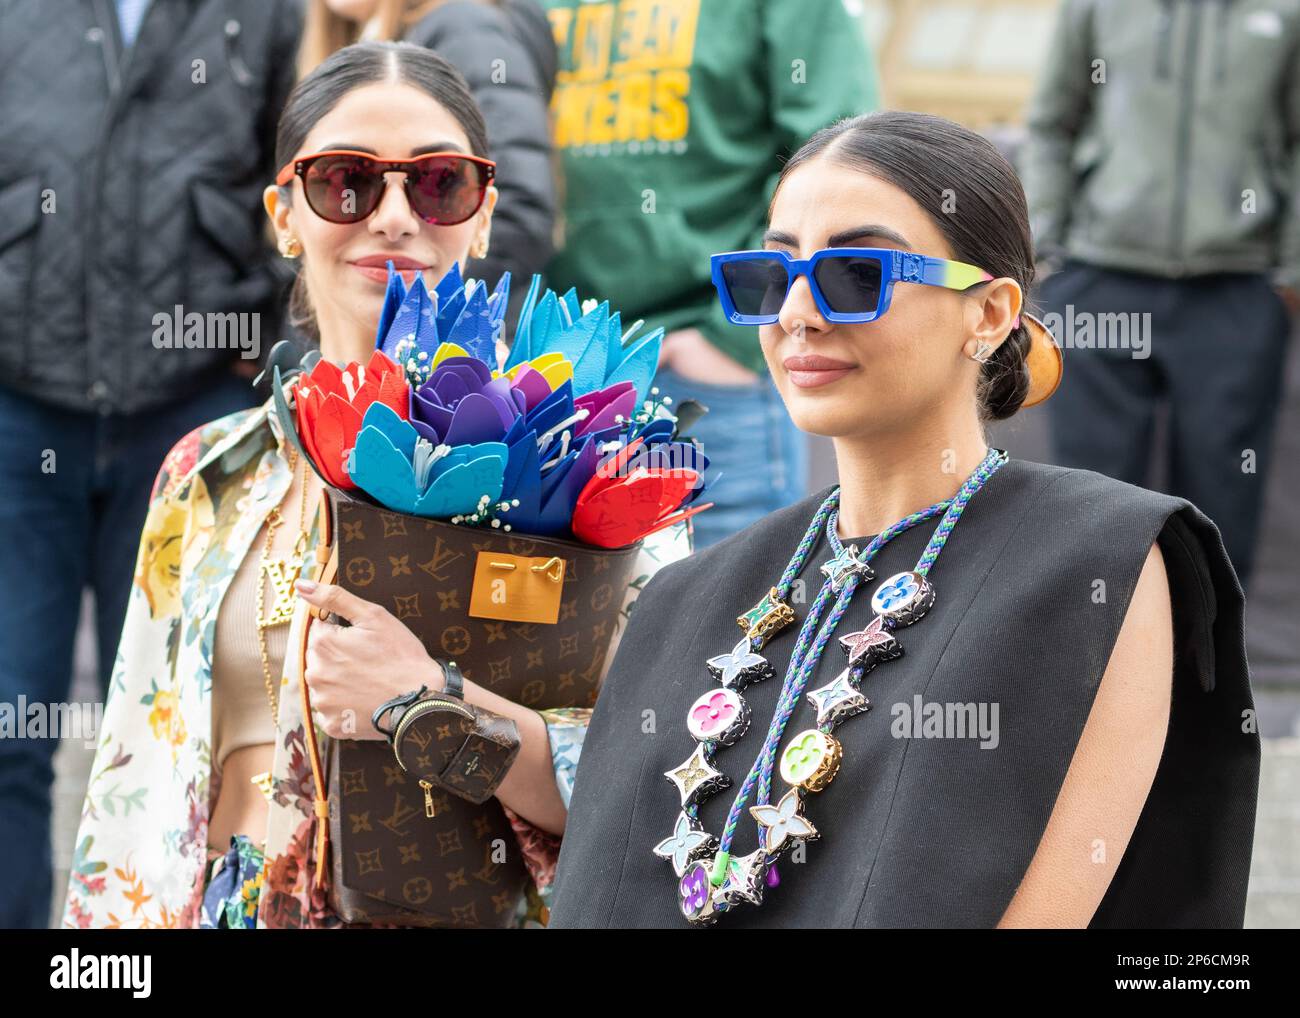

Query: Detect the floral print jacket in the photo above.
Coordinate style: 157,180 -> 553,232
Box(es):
61,396 -> 691,928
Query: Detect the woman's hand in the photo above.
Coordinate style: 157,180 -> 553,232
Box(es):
295,577 -> 571,833
293,578 -> 444,740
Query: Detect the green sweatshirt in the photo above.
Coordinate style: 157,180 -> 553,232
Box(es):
540,0 -> 880,374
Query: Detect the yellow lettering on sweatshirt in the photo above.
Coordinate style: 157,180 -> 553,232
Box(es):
549,0 -> 700,150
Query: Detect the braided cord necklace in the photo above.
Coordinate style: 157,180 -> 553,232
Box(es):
656,447 -> 1008,925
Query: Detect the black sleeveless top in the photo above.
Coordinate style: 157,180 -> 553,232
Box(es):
548,458 -> 1260,928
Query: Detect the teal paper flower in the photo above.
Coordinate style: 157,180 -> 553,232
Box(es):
347,402 -> 507,518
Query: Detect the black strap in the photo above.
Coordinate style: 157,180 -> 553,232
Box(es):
371,684 -> 428,742
438,658 -> 465,700
373,660 -> 464,743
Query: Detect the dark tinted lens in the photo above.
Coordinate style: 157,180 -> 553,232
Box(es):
302,155 -> 384,223
813,256 -> 883,315
408,156 -> 487,225
720,257 -> 789,318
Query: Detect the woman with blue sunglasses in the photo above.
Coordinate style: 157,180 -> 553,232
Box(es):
548,110 -> 1259,929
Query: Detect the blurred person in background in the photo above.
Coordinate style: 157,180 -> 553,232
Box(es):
297,0 -> 558,331
1023,0 -> 1300,593
540,0 -> 880,548
0,0 -> 301,928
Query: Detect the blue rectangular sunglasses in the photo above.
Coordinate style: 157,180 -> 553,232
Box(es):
710,247 -> 993,325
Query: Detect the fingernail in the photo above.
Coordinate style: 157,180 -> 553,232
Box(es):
295,579 -> 317,594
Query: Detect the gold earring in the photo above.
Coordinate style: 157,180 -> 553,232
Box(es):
473,236 -> 490,259
279,236 -> 302,259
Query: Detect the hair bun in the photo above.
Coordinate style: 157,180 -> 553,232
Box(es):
977,322 -> 1033,421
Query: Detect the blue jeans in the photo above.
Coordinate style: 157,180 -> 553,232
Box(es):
654,366 -> 807,550
0,371 -> 256,928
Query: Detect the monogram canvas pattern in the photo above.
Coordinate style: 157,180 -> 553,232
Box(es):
330,731 -> 524,927
336,501 -> 644,708
62,399 -> 693,929
323,497 -> 646,926
401,708 -> 521,804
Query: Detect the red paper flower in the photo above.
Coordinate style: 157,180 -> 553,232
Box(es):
571,438 -> 713,547
294,350 -> 408,489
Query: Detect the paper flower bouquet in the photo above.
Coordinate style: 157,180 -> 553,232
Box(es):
271,264 -> 715,927
277,262 -> 713,549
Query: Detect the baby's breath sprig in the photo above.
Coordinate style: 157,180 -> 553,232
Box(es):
450,494 -> 521,531
628,385 -> 676,431
392,334 -> 431,386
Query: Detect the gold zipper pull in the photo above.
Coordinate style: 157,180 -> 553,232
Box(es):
419,779 -> 436,818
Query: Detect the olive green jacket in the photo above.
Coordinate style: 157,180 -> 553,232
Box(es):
1022,0 -> 1300,288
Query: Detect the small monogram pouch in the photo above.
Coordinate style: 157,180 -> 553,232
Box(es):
384,663 -> 522,806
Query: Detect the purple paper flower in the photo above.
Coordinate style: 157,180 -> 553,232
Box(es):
409,356 -> 526,446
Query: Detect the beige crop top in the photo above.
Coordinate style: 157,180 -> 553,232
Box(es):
210,537 -> 285,773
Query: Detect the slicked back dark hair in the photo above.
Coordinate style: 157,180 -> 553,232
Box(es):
774,110 -> 1035,420
275,41 -> 489,343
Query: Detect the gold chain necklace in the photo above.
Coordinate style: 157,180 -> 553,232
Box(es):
255,450 -> 311,727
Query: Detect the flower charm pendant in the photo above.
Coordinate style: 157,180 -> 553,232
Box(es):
687,688 -> 751,745
654,812 -> 719,876
837,614 -> 902,671
869,571 -> 935,627
807,667 -> 871,729
664,744 -> 731,808
710,850 -> 768,911
705,637 -> 774,691
678,859 -> 720,926
749,788 -> 820,855
779,730 -> 842,792
820,544 -> 874,592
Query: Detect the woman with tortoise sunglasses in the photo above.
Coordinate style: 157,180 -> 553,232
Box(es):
62,41 -> 693,932
274,148 -> 495,227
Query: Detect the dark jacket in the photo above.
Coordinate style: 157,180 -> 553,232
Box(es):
0,0 -> 302,415
550,459 -> 1257,928
405,0 -> 557,331
1023,0 -> 1300,287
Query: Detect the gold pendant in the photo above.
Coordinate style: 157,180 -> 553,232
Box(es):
250,771 -> 275,802
259,556 -> 301,628
736,587 -> 796,649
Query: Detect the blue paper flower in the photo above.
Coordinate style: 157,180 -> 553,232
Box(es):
374,261 -> 510,383
339,262 -> 713,537
348,402 -> 507,518
502,275 -> 663,402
